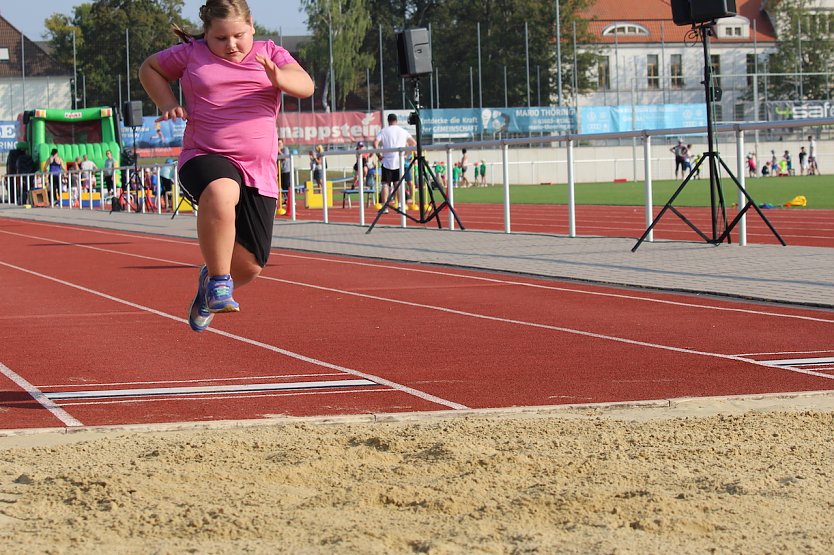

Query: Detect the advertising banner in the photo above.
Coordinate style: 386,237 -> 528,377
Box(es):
277,112 -> 382,145
121,116 -> 186,149
765,101 -> 834,121
580,104 -> 707,133
0,121 -> 17,152
417,107 -> 576,138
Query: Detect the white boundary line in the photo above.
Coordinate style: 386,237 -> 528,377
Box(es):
0,362 -> 83,427
56,387 -> 388,407
2,224 -> 833,325
45,379 -> 379,400
39,372 -> 347,390
0,260 -> 469,411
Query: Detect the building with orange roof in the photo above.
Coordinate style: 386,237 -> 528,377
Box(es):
0,13 -> 71,121
575,0 -> 780,121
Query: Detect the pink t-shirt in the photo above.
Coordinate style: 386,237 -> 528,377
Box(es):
156,39 -> 296,198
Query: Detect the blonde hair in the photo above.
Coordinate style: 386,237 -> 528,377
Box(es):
172,0 -> 252,43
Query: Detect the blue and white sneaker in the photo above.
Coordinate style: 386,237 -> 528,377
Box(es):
206,274 -> 240,313
188,265 -> 214,332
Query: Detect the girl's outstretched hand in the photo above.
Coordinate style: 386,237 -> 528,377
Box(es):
256,54 -> 281,88
156,105 -> 188,122
256,54 -> 315,98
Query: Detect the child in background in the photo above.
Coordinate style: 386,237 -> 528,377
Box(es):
139,0 -> 314,332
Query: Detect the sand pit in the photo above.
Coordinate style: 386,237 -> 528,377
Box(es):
2,394 -> 834,553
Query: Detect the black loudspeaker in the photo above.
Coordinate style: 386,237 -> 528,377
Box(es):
691,0 -> 736,23
671,0 -> 693,26
396,28 -> 432,78
673,0 -> 737,25
123,100 -> 143,127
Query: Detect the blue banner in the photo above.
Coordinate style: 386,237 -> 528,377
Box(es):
579,104 -> 707,133
120,116 -> 185,148
419,107 -> 577,137
0,121 -> 18,152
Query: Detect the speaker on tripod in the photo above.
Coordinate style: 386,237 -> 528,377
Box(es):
671,0 -> 736,26
123,100 -> 144,128
632,1 -> 783,250
367,28 -> 464,233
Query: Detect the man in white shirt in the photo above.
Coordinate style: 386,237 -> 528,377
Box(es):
373,113 -> 416,210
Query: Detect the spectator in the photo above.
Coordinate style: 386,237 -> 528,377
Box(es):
783,150 -> 793,175
277,137 -> 292,197
670,139 -> 687,179
103,150 -> 116,194
46,148 -> 65,202
373,113 -> 416,211
309,146 -> 323,191
761,161 -> 771,177
808,135 -> 819,175
478,159 -> 487,186
746,152 -> 757,178
159,158 -> 175,209
460,148 -> 471,187
799,147 -> 808,175
80,154 -> 98,190
403,150 -> 415,202
351,141 -> 368,189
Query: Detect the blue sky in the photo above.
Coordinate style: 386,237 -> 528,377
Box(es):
1,0 -> 309,40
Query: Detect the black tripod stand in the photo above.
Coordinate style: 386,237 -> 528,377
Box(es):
632,23 -> 785,252
367,78 -> 464,233
110,125 -> 140,214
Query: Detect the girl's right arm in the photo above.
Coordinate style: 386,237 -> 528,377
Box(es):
139,54 -> 188,121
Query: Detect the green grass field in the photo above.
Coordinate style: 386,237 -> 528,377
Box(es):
450,174 -> 834,209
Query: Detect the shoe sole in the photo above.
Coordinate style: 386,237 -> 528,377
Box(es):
208,303 -> 240,314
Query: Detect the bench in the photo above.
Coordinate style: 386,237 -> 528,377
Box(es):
341,188 -> 377,208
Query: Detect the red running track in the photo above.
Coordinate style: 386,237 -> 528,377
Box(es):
283,203 -> 834,248
1,216 -> 834,431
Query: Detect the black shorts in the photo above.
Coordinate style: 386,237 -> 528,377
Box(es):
179,155 -> 276,267
381,166 -> 400,183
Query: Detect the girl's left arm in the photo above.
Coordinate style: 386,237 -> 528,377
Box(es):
255,55 -> 314,98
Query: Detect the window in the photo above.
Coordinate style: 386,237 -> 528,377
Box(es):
734,103 -> 747,122
0,48 -> 9,61
647,54 -> 659,89
746,53 -> 757,87
602,23 -> 649,37
710,54 -> 721,89
670,54 -> 683,88
597,56 -> 610,90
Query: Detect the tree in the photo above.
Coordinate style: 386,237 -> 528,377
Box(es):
302,0 -> 596,111
764,0 -> 834,100
301,0 -> 374,111
44,0 -> 190,111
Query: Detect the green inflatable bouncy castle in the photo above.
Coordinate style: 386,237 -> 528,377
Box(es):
17,107 -> 121,173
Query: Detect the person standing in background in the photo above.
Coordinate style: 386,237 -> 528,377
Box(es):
373,113 -> 416,211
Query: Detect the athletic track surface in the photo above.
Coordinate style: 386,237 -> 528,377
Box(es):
1,207 -> 833,431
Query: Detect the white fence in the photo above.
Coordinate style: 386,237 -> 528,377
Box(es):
3,118 -> 832,247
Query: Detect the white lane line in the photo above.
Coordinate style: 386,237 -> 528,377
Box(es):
38,372 -> 347,389
3,227 -> 833,384
56,387 -> 389,406
45,379 -> 379,400
4,225 -> 833,325
0,362 -> 83,427
735,350 -> 834,357
761,357 -> 834,367
0,260 -> 468,411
